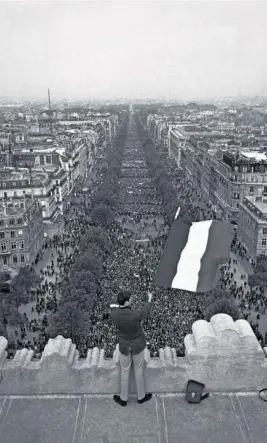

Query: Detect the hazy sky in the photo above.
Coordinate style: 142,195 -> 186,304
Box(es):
1,1 -> 267,101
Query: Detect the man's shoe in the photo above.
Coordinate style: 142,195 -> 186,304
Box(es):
113,395 -> 127,407
138,393 -> 152,404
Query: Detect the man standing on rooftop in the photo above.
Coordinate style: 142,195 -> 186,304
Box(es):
110,290 -> 153,406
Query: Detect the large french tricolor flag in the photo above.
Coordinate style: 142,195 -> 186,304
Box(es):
154,210 -> 233,292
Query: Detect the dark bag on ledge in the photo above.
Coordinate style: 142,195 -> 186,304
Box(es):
185,379 -> 210,404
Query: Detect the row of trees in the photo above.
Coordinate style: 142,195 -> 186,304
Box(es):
0,267 -> 39,338
248,255 -> 267,288
47,226 -> 112,344
203,288 -> 240,321
90,115 -> 129,227
136,118 -> 189,225
47,112 -> 129,344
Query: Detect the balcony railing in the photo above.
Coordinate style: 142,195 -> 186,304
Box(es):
0,249 -> 11,255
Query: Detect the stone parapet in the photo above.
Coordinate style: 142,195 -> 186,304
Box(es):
0,314 -> 266,395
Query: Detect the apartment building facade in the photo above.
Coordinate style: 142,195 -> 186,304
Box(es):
12,148 -> 70,213
0,198 -> 44,272
0,169 -> 59,223
180,147 -> 267,221
168,126 -> 188,167
238,195 -> 267,259
0,130 -> 11,148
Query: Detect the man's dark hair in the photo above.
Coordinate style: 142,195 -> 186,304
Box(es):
117,290 -> 131,306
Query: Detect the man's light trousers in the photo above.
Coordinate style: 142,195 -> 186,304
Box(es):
119,349 -> 146,402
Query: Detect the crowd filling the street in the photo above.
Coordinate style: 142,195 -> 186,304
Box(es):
5,110 -> 267,360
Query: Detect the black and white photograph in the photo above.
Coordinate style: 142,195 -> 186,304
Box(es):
0,1 -> 267,442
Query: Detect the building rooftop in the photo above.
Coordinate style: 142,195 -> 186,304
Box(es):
244,196 -> 267,215
18,147 -> 57,154
0,392 -> 266,443
181,124 -> 206,132
0,169 -> 29,180
0,197 -> 34,217
240,151 -> 267,162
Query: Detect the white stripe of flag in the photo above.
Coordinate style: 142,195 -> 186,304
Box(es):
171,220 -> 213,292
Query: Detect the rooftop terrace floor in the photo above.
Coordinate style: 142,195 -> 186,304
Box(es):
0,392 -> 266,443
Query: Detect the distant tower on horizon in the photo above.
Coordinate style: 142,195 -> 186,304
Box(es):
47,88 -> 54,138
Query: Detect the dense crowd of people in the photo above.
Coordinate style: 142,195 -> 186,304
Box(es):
75,122 -> 211,358
220,258 -> 267,346
6,114 -> 267,361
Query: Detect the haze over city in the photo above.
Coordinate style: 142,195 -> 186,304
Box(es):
2,2 -> 267,440
1,1 -> 267,101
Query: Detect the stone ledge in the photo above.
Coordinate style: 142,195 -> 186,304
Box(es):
0,314 -> 266,395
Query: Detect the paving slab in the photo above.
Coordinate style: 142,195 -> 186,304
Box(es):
0,393 -> 266,443
163,395 -> 245,443
235,394 -> 267,443
81,396 -> 158,443
0,396 -> 80,443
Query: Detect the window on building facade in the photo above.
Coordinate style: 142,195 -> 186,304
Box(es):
264,186 -> 267,195
13,255 -> 17,264
9,219 -> 14,225
249,186 -> 254,193
19,241 -> 24,249
3,257 -> 7,265
11,242 -> 16,249
263,228 -> 267,235
262,238 -> 267,247
0,232 -> 4,239
1,243 -> 6,251
233,192 -> 240,199
10,231 -> 15,238
17,218 -> 23,224
18,230 -> 23,235
21,255 -> 25,263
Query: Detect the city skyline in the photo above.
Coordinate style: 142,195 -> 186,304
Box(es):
1,1 -> 267,101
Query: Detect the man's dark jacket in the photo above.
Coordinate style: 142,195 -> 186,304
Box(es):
110,302 -> 152,355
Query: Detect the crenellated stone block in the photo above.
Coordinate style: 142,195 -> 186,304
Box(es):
40,335 -> 78,369
0,314 -> 266,395
13,348 -> 35,367
185,314 -> 263,357
158,347 -> 178,368
184,313 -> 266,391
85,347 -> 107,369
